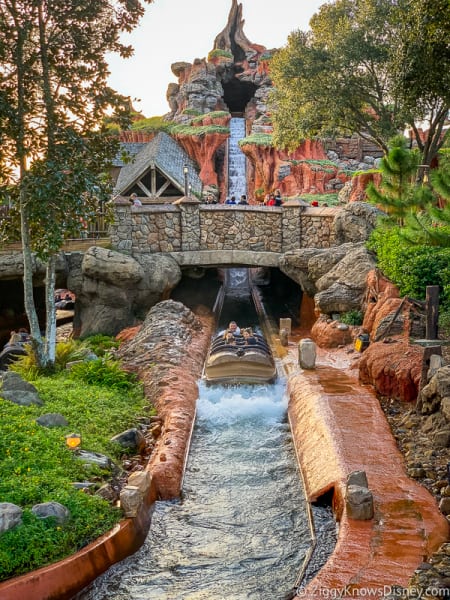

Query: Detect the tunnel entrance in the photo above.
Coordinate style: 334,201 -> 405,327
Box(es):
222,77 -> 257,114
171,267 -> 303,331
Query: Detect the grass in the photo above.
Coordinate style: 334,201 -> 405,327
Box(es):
0,342 -> 152,581
298,192 -> 340,206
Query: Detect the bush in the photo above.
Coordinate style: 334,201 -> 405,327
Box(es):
367,226 -> 450,310
10,340 -> 91,378
340,310 -> 363,326
69,357 -> 137,391
82,334 -> 120,357
130,116 -> 171,133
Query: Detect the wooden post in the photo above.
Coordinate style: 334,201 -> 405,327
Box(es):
426,285 -> 439,340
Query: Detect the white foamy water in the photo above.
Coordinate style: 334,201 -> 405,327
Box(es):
77,381 -> 311,600
196,380 -> 288,425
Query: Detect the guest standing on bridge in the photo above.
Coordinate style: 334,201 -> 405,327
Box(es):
130,193 -> 142,207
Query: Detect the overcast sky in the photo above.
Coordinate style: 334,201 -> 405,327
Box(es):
107,0 -> 326,118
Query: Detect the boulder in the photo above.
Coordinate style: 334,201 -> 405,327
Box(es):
70,247 -> 181,338
36,413 -> 68,428
31,501 -> 70,524
1,372 -> 39,394
359,338 -> 423,403
333,201 -> 383,244
120,485 -> 144,518
110,428 -> 146,454
1,389 -> 43,407
0,502 -> 23,534
75,450 -> 118,473
311,315 -> 355,348
418,366 -> 450,416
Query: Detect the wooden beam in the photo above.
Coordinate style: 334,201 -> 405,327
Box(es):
155,180 -> 170,198
426,285 -> 439,339
137,181 -> 152,197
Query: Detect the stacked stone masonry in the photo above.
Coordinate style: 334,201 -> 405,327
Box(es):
110,204 -> 337,255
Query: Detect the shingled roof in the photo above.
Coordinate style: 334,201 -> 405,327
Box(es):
114,132 -> 202,198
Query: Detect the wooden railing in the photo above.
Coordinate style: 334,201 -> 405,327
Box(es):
0,205 -> 109,249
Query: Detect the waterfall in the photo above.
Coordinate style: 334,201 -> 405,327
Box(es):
228,117 -> 247,199
224,267 -> 250,295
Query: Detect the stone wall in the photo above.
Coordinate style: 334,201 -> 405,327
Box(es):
110,202 -> 338,258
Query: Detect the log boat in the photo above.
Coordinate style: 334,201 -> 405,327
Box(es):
203,332 -> 277,385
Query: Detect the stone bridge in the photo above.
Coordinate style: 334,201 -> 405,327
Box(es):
110,200 -> 339,268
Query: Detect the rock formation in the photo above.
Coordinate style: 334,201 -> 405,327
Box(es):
67,247 -> 181,337
156,0 -> 381,201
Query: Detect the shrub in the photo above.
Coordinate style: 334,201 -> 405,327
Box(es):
340,310 -> 363,326
367,226 -> 450,309
68,357 -> 137,391
82,334 -> 120,357
10,340 -> 91,378
170,124 -> 229,136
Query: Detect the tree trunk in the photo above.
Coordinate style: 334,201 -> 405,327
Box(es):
44,255 -> 57,364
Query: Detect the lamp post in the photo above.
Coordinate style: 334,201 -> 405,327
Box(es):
417,164 -> 430,184
183,164 -> 189,197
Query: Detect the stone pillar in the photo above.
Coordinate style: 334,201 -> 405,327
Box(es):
281,200 -> 304,252
298,337 -> 316,369
110,199 -> 133,253
174,196 -> 201,251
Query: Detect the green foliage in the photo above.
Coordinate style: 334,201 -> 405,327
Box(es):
130,116 -> 172,133
367,226 -> 450,306
0,499 -> 120,580
207,49 -> 233,60
170,124 -> 229,136
10,340 -> 92,377
238,133 -> 273,147
0,369 -> 149,580
191,111 -> 230,124
182,108 -> 202,116
290,158 -> 337,174
298,193 -> 339,206
82,334 -> 120,357
339,310 -> 363,326
0,0 -> 150,370
366,136 -> 434,223
69,358 -> 137,391
259,51 -> 275,60
438,309 -> 450,339
269,0 -> 449,162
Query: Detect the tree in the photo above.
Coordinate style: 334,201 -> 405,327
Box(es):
269,0 -> 449,166
0,0 -> 151,369
366,135 -> 431,224
389,0 -> 450,168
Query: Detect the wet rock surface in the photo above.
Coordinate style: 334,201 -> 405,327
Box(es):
116,299 -> 214,499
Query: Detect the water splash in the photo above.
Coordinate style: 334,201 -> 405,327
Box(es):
197,380 -> 288,425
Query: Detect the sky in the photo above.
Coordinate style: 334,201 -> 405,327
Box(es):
107,0 -> 326,118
